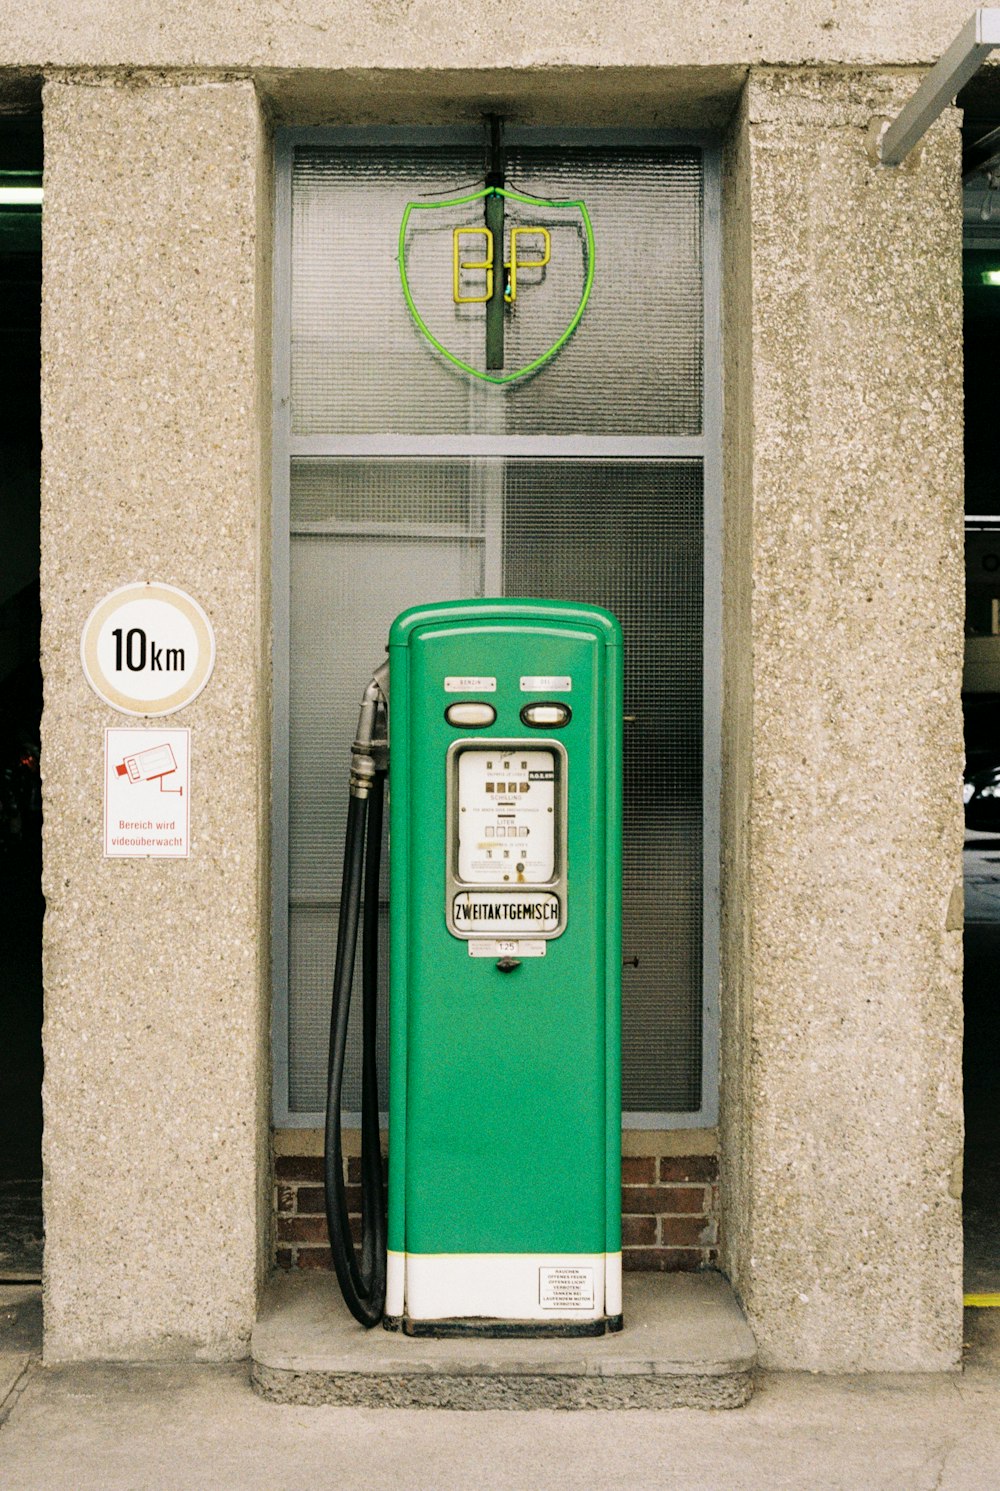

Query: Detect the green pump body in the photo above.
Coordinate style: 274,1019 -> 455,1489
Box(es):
384,599 -> 622,1333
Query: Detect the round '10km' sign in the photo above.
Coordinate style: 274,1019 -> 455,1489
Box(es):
80,582 -> 216,717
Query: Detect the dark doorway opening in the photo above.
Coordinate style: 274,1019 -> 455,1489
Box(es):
0,113 -> 43,1282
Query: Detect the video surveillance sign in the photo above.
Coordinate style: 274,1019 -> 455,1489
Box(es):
104,728 -> 190,858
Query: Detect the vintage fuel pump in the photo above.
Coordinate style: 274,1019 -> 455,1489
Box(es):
324,599 -> 622,1336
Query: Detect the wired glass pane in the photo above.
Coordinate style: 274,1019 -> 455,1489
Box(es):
288,461 -> 485,1112
284,139 -> 708,1119
290,144 -> 702,436
287,458 -> 702,1115
504,462 -> 703,1111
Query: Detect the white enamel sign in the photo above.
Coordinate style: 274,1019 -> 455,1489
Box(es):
451,892 -> 560,933
81,582 -> 215,717
104,728 -> 190,858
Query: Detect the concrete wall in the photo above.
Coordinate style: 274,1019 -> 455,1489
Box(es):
40,76 -> 271,1361
18,1 -> 970,1370
720,71 -> 965,1371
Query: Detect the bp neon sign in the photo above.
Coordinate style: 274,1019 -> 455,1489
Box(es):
398,185 -> 594,386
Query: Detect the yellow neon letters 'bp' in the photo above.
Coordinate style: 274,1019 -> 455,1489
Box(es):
453,225 -> 552,305
453,228 -> 494,304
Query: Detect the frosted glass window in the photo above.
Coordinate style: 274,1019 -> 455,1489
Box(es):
280,137 -> 711,1119
501,148 -> 702,435
287,462 -> 484,1112
291,147 -> 488,437
291,144 -> 702,436
287,459 -> 702,1115
504,462 -> 703,1111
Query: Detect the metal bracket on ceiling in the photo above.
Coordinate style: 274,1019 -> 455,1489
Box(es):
877,8 -> 1000,167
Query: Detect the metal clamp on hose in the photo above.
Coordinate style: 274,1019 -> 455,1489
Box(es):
324,661 -> 389,1328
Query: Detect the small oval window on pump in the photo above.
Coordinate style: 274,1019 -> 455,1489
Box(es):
445,701 -> 497,727
520,701 -> 572,728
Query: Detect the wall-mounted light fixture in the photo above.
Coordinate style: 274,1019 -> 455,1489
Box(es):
0,186 -> 42,205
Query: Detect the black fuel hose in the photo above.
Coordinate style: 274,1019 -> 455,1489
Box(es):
323,770 -> 387,1327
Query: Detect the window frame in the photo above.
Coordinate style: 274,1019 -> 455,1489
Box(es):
270,125 -> 722,1129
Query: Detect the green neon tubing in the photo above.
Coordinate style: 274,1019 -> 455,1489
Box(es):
398,186 -> 595,386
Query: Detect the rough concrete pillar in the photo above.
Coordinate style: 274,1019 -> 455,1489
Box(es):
720,70 -> 965,1371
40,76 -> 271,1360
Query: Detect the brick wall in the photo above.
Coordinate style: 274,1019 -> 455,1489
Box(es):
621,1153 -> 718,1271
275,1144 -> 719,1273
274,1154 -> 376,1272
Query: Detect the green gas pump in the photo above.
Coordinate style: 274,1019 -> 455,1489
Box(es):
324,599 -> 622,1336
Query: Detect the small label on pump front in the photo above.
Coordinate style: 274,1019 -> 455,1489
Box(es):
453,892 -> 560,932
521,675 -> 571,692
445,676 -> 496,692
468,939 -> 547,957
539,1266 -> 595,1311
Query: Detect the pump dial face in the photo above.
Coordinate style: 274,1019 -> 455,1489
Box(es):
457,749 -> 556,884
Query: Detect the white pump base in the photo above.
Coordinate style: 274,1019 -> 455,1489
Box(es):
386,1249 -> 622,1325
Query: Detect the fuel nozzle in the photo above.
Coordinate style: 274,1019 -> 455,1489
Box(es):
349,661 -> 389,798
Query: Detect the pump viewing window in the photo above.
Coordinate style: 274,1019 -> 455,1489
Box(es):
521,701 -> 571,728
272,127 -> 721,1130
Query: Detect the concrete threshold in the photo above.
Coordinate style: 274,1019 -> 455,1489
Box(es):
251,1270 -> 756,1409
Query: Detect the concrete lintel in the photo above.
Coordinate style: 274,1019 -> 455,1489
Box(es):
258,65 -> 748,129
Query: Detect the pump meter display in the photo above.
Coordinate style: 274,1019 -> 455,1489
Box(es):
446,738 -> 567,941
456,749 -> 555,883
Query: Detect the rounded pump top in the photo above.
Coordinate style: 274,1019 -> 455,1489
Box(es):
388,598 -> 622,649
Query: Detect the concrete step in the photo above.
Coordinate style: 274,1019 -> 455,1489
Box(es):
251,1269 -> 756,1409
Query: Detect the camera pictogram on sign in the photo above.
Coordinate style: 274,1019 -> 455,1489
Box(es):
115,743 -> 183,795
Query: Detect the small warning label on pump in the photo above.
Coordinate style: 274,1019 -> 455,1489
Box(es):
539,1266 -> 595,1311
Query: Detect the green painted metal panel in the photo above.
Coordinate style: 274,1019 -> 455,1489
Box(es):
387,599 -> 621,1258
